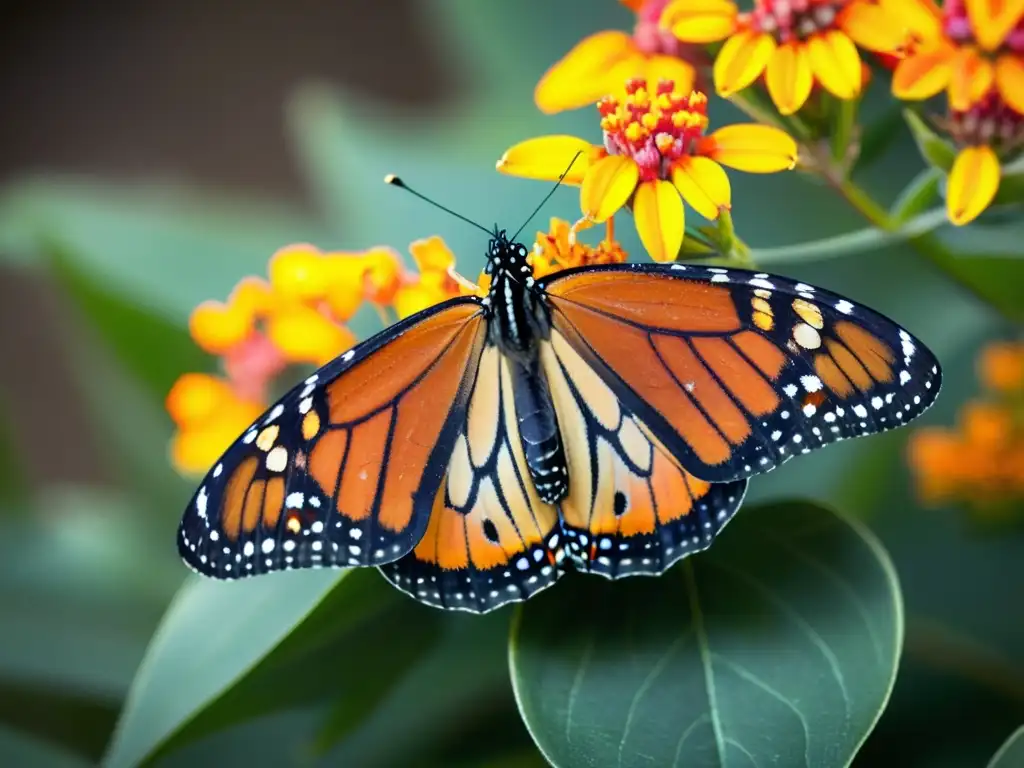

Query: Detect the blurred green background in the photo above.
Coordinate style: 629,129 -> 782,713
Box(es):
0,1 -> 1021,766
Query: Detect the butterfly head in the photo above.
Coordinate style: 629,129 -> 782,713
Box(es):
484,229 -> 533,288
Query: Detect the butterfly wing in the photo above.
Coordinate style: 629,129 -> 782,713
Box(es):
540,329 -> 747,578
178,297 -> 487,578
379,342 -> 565,613
540,263 -> 941,483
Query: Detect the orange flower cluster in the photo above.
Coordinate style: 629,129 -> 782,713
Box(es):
908,341 -> 1024,509
166,225 -> 628,476
167,239 -> 467,474
529,218 -> 629,278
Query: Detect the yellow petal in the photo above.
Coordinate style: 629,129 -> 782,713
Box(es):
166,373 -> 235,428
948,47 -> 994,111
806,31 -> 863,99
965,0 -> 1024,52
714,30 -> 776,96
266,305 -> 357,366
535,31 -> 639,114
661,0 -> 739,43
892,45 -> 953,100
879,0 -> 944,40
765,42 -> 814,115
268,243 -> 329,302
946,145 -> 1000,226
671,156 -> 732,219
632,180 -> 685,263
995,54 -> 1024,115
643,54 -> 698,97
409,235 -> 456,273
699,124 -> 798,173
580,155 -> 640,222
839,0 -> 908,52
170,399 -> 264,475
497,136 -> 597,185
189,300 -> 253,354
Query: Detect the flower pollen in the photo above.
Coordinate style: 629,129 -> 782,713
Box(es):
599,79 -> 709,181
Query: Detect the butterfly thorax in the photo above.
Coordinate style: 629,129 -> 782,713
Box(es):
481,230 -> 567,504
482,230 -> 549,358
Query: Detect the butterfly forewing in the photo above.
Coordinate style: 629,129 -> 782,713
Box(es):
379,343 -> 565,613
541,263 -> 941,483
540,328 -> 747,578
178,298 -> 486,578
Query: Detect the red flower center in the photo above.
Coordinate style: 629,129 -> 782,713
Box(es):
598,78 -> 709,182
747,0 -> 845,43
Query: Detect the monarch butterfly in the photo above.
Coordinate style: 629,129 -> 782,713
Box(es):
178,182 -> 941,614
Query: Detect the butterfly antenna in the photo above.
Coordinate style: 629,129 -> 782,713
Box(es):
384,175 -> 493,237
511,151 -> 583,242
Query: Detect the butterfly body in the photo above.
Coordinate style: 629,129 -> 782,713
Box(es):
179,230 -> 941,614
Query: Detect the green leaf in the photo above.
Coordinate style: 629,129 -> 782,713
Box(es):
903,110 -> 957,173
0,679 -> 120,763
0,724 -> 92,768
104,568 -> 442,767
0,175 -> 334,320
992,171 -> 1024,207
46,240 -> 211,400
919,247 -> 1024,322
988,725 -> 1024,768
890,170 -> 941,227
510,500 -> 903,768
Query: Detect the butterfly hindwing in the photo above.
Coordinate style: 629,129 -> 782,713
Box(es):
178,298 -> 486,578
379,342 -> 565,613
541,263 -> 941,483
540,330 -> 747,578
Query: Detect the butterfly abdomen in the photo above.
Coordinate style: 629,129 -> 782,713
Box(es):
509,357 -> 568,504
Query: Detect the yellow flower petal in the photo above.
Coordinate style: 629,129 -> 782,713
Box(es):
806,31 -> 863,99
965,0 -> 1024,52
632,180 -> 684,263
641,54 -> 698,98
266,305 -> 357,366
580,155 -> 640,222
948,47 -> 994,111
170,399 -> 264,475
671,156 -> 731,220
765,42 -> 814,115
189,300 -> 253,354
535,31 -> 640,114
879,0 -> 944,40
268,243 -> 329,302
393,284 -> 448,319
714,30 -> 775,96
661,0 -> 739,42
409,235 -> 456,273
892,45 -> 953,100
166,373 -> 236,428
946,145 -> 1000,226
839,0 -> 908,52
995,54 -> 1024,115
322,254 -> 370,320
699,124 -> 798,173
497,136 -> 597,185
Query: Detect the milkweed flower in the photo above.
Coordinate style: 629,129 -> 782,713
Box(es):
535,0 -> 700,114
661,0 -> 905,115
529,217 -> 629,278
498,78 -> 798,262
908,340 -> 1024,511
891,0 -> 1024,113
939,92 -> 1024,224
167,238 -> 468,475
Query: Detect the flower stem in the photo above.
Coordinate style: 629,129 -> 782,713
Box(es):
830,96 -> 859,172
819,159 -> 1003,309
